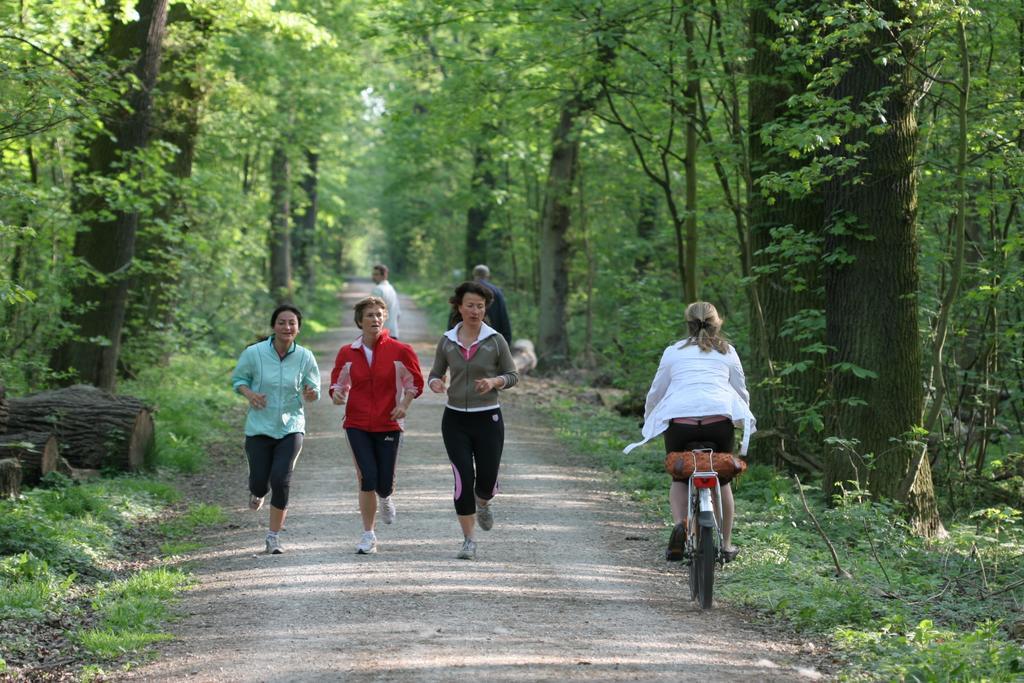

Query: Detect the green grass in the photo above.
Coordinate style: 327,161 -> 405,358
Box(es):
121,353 -> 239,473
159,540 -> 204,556
154,499 -> 227,559
835,620 -> 1023,682
0,479 -> 224,671
76,567 -> 192,657
1,345 -> 246,676
159,503 -> 227,541
543,396 -> 1024,681
0,473 -> 195,591
18,338 -> 248,669
152,431 -> 206,473
0,552 -> 75,620
0,477 -> 130,579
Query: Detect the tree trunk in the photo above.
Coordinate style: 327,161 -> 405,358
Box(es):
293,148 -> 318,291
634,192 -> 659,275
747,0 -> 825,470
579,161 -> 595,367
466,143 -> 496,274
124,4 -> 207,371
819,3 -> 941,536
536,17 -> 618,368
6,385 -> 154,472
50,0 -> 170,391
0,458 -> 20,498
269,145 -> 293,303
683,1 -> 699,302
537,97 -> 584,368
0,432 -> 59,486
4,145 -> 37,335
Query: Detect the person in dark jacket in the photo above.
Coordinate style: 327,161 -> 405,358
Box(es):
472,264 -> 512,345
330,296 -> 424,555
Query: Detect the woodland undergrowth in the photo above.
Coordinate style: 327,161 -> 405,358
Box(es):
541,395 -> 1024,682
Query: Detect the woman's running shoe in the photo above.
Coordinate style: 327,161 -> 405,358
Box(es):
379,496 -> 396,524
356,531 -> 377,554
249,494 -> 265,511
476,503 -> 493,531
457,538 -> 477,560
265,534 -> 283,555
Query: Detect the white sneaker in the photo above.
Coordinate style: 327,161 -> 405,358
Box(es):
249,494 -> 265,511
476,503 -> 493,531
379,496 -> 396,524
356,531 -> 377,555
457,538 -> 477,560
265,534 -> 283,554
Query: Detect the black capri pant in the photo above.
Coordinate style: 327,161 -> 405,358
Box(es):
246,432 -> 304,509
345,428 -> 402,498
442,407 -> 504,516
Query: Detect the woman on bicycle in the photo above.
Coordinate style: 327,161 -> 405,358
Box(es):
625,301 -> 755,563
429,281 -> 519,560
330,296 -> 424,555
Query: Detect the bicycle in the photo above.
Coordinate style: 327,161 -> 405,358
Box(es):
665,444 -> 746,610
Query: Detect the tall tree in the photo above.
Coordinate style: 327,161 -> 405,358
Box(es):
818,1 -> 940,535
746,0 -> 825,470
537,5 -> 621,367
124,4 -> 210,371
465,142 -> 496,274
51,0 -> 170,390
268,145 -> 293,303
537,96 -> 585,366
293,148 -> 319,290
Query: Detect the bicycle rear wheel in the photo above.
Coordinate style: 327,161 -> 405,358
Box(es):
695,525 -> 715,609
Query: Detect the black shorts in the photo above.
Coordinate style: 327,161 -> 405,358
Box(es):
663,419 -> 735,454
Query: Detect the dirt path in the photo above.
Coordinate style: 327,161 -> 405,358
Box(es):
120,281 -> 828,682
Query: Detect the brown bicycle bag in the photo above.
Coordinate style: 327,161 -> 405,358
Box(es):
664,450 -> 747,484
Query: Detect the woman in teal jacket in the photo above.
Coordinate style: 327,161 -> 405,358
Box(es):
231,304 -> 321,554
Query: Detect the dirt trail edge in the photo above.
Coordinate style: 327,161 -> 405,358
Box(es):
119,281 -> 829,682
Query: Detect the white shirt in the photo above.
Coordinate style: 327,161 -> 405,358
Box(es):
371,280 -> 401,338
624,340 -> 756,455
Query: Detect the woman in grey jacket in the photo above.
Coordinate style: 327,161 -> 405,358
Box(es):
429,281 -> 519,559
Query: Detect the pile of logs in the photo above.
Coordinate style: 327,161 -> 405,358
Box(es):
0,385 -> 155,498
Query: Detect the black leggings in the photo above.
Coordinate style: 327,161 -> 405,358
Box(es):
345,428 -> 402,497
442,407 -> 504,516
246,433 -> 304,510
663,419 -> 735,454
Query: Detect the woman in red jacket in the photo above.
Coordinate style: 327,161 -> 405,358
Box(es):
330,296 -> 424,555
